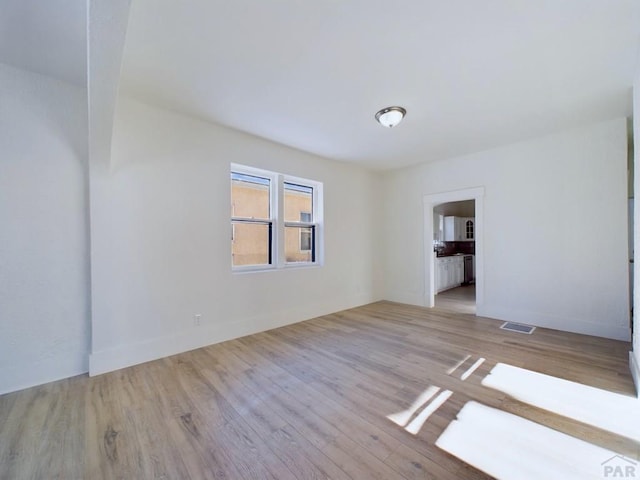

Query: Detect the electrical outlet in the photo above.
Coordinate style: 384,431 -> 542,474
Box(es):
194,314 -> 202,326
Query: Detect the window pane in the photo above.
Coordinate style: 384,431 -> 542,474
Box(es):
300,228 -> 312,251
232,222 -> 271,266
284,182 -> 313,222
300,212 -> 312,222
285,225 -> 314,263
231,172 -> 270,219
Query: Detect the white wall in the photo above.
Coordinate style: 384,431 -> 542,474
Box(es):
632,67 -> 640,393
383,118 -> 630,341
89,97 -> 382,374
0,64 -> 90,394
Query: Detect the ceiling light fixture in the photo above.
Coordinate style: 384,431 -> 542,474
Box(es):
375,106 -> 406,128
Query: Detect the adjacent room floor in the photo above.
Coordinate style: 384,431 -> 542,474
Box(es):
435,284 -> 476,314
0,297 -> 636,479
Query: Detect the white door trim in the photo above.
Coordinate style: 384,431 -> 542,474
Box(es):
423,187 -> 485,310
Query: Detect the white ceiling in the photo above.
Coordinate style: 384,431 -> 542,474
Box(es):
0,0 -> 86,86
118,0 -> 640,169
2,1 -> 639,170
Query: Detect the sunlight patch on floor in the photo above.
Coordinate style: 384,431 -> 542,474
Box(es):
460,357 -> 485,381
387,386 -> 453,435
436,401 -> 631,480
386,386 -> 440,427
404,390 -> 453,434
446,354 -> 471,375
482,363 -> 640,443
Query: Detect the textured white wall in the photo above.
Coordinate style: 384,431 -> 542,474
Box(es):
383,118 -> 630,341
0,64 -> 89,394
89,97 -> 382,374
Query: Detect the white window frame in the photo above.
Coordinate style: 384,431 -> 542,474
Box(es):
231,164 -> 323,272
230,164 -> 277,272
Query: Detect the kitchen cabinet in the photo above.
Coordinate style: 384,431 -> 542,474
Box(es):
435,255 -> 464,293
462,217 -> 475,241
443,216 -> 459,241
443,216 -> 475,241
433,213 -> 444,242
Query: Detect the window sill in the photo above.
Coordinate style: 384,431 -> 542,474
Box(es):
283,262 -> 322,270
232,262 -> 322,274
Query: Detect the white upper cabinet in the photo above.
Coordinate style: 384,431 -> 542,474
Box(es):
462,217 -> 475,241
434,213 -> 444,242
443,216 -> 458,241
444,216 -> 475,241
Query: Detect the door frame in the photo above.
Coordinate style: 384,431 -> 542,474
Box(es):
423,187 -> 485,310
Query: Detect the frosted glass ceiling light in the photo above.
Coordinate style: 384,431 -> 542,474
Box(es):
375,106 -> 406,128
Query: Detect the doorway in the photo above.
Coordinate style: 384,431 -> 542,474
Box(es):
423,187 -> 484,312
433,200 -> 476,314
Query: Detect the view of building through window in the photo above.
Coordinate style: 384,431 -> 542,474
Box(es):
231,167 -> 320,269
284,182 -> 314,263
231,172 -> 271,267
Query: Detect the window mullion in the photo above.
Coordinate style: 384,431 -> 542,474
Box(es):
275,173 -> 285,268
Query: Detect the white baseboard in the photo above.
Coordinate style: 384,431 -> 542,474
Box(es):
383,295 -> 631,342
90,293 -> 375,376
477,305 -> 631,342
0,350 -> 88,396
630,352 -> 640,398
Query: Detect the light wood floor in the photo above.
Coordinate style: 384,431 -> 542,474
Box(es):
435,284 -> 476,314
1,296 -> 637,479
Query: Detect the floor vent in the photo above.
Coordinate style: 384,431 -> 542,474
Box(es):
500,322 -> 536,334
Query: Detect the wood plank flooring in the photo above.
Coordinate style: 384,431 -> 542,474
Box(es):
1,292 -> 637,479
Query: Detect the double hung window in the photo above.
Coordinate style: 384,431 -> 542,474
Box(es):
230,171 -> 273,267
284,183 -> 315,263
231,164 -> 322,271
